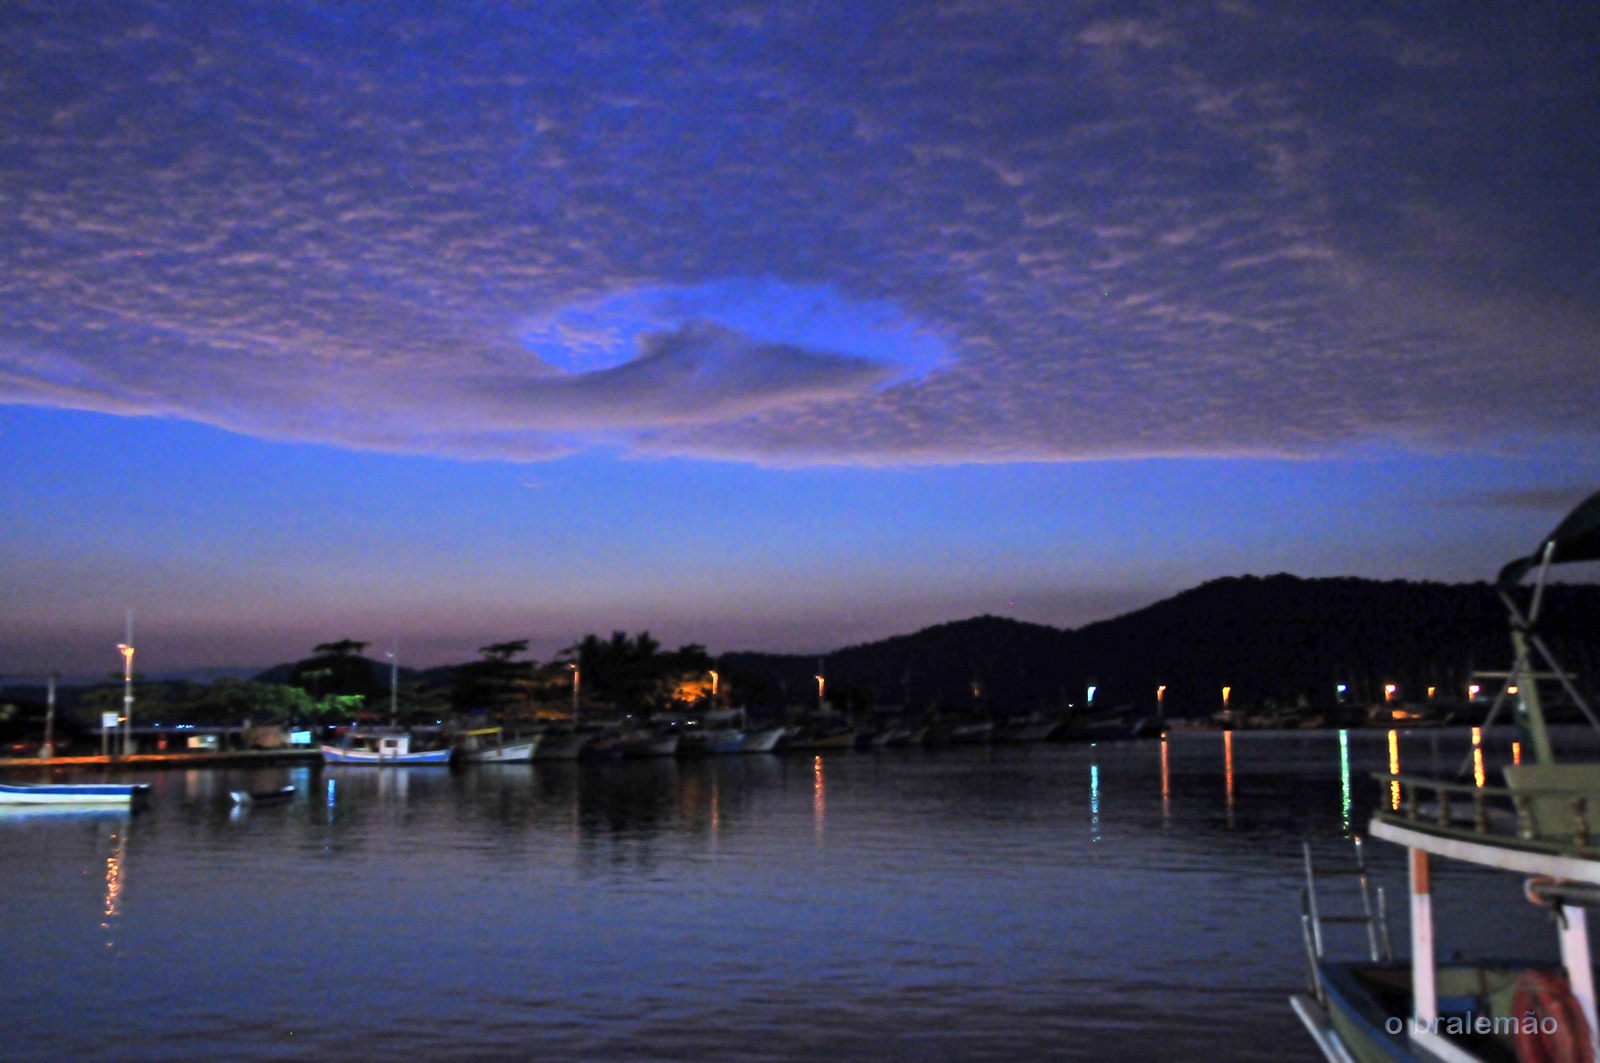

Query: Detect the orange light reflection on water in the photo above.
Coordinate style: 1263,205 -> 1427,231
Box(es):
1160,738 -> 1170,823
813,756 -> 825,844
1223,730 -> 1234,806
1472,727 -> 1485,788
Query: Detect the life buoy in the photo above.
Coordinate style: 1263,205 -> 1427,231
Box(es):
1513,969 -> 1595,1063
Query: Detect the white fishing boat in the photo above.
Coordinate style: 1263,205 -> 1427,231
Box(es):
320,730 -> 452,765
1293,488 -> 1600,1063
0,782 -> 150,805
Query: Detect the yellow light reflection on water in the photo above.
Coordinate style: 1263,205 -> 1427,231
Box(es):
1388,729 -> 1401,810
813,756 -> 825,845
1472,726 -> 1485,788
1339,730 -> 1351,832
1513,741 -> 1522,765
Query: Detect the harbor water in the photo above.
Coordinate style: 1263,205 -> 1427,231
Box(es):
0,729 -> 1574,1062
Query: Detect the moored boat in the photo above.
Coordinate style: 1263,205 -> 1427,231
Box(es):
455,727 -> 540,763
740,726 -> 786,753
949,721 -> 994,745
320,730 -> 452,765
0,782 -> 150,805
230,784 -> 295,805
1293,488 -> 1600,1063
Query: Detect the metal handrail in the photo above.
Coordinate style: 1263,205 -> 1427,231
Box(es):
1370,771 -> 1600,846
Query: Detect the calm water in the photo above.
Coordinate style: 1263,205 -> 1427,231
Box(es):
0,730 -> 1572,1062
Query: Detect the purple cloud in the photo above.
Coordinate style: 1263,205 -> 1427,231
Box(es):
0,1 -> 1593,463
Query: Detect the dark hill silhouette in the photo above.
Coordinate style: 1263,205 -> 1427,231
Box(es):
720,575 -> 1600,717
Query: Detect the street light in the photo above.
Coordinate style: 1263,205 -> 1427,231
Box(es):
1087,685 -> 1097,707
569,663 -> 581,726
1384,683 -> 1398,702
1468,683 -> 1481,700
710,670 -> 719,701
117,613 -> 135,757
815,674 -> 825,707
1156,685 -> 1166,718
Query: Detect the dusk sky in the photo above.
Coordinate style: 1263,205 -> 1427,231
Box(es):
1,1 -> 1596,675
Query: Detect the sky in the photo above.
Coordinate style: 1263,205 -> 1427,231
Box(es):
1,1 -> 1596,675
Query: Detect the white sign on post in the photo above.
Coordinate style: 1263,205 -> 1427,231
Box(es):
101,712 -> 120,732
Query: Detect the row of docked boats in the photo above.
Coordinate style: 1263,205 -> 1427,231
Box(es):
315,708 -> 1155,766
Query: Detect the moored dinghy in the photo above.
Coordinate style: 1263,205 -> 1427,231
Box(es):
0,782 -> 151,805
230,784 -> 295,805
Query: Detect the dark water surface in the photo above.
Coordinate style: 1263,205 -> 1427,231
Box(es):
0,729 -> 1571,1061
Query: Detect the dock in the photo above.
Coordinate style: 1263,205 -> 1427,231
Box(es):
0,750 -> 324,771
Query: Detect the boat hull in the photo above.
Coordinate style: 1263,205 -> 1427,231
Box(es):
462,738 -> 539,763
320,745 -> 452,765
0,783 -> 150,805
741,727 -> 785,753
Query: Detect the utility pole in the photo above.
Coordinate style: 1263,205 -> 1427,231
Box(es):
570,664 -> 581,727
387,643 -> 399,723
117,611 -> 135,758
42,673 -> 56,759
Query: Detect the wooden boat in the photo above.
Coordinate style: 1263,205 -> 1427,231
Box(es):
229,784 -> 294,805
320,730 -> 452,765
704,729 -> 746,754
785,727 -> 858,751
621,731 -> 679,758
741,726 -> 786,753
1294,489 -> 1600,1063
0,782 -> 150,805
994,719 -> 1061,743
949,721 -> 994,745
455,727 -> 540,763
533,730 -> 589,761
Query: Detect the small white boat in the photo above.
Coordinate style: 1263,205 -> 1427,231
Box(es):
320,731 -> 452,765
229,785 -> 295,805
0,782 -> 150,805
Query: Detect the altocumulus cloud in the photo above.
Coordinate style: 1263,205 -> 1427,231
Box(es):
0,1 -> 1595,463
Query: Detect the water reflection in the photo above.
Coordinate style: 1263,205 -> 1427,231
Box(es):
1339,729 -> 1351,833
1090,759 -> 1101,841
101,823 -> 128,949
12,730 -> 1593,1063
1223,730 -> 1235,827
1387,729 -> 1401,809
1472,726 -> 1486,788
812,756 -> 825,845
1160,738 -> 1170,824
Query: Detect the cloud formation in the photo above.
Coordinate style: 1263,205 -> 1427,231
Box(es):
0,1 -> 1594,463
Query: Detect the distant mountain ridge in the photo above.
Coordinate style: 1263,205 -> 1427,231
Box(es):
720,575 -> 1600,716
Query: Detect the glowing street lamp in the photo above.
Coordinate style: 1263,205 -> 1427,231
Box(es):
1087,685 -> 1097,707
815,674 -> 825,708
1222,686 -> 1231,710
1156,685 -> 1166,717
117,614 -> 134,757
569,663 -> 581,726
1384,683 -> 1398,703
1468,683 -> 1481,700
709,670 -> 719,702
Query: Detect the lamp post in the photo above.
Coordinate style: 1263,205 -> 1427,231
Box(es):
570,664 -> 580,727
1156,684 -> 1166,720
42,674 -> 56,759
815,674 -> 825,710
709,669 -> 719,706
117,613 -> 135,757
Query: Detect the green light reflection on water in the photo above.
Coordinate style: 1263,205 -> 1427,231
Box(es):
1339,729 -> 1351,832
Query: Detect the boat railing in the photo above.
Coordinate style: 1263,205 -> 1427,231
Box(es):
1373,771 -> 1600,850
